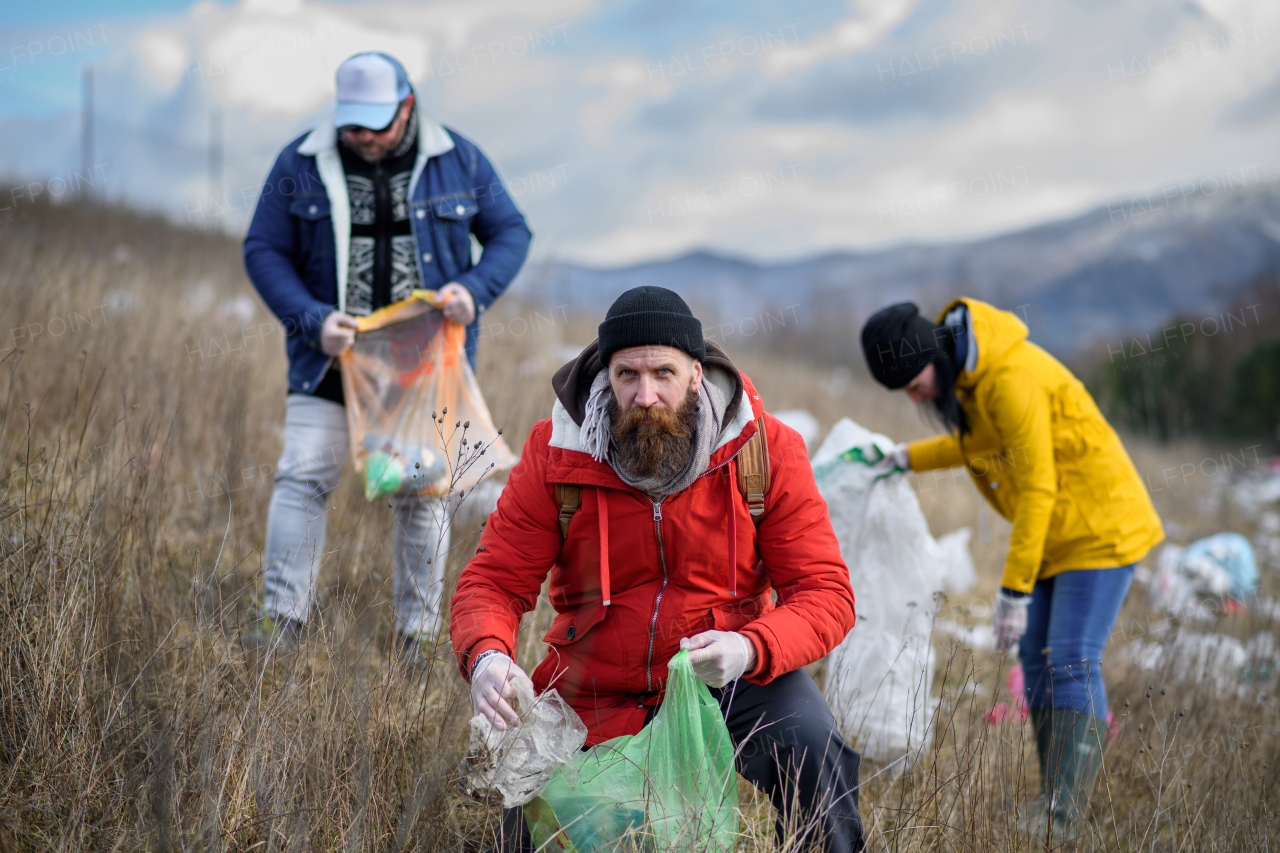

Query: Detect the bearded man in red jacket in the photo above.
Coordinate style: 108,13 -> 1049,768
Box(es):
451,286 -> 864,852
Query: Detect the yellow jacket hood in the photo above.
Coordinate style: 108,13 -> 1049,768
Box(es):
938,297 -> 1028,389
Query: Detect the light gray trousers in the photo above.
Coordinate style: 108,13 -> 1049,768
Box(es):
261,393 -> 454,637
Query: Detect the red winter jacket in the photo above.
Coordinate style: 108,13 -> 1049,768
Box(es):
450,346 -> 855,745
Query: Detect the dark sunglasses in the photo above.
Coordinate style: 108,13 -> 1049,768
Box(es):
339,116 -> 398,135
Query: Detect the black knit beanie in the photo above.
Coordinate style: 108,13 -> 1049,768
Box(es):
860,302 -> 950,389
598,286 -> 705,365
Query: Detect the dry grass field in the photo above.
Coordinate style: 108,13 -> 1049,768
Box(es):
1,201 -> 1276,851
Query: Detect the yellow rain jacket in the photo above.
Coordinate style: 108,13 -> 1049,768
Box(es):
907,299 -> 1163,593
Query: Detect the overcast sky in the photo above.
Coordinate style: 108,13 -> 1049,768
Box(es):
1,0 -> 1278,266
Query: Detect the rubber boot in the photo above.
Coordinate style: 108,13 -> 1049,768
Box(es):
1020,710 -> 1105,845
1020,706 -> 1051,816
1050,711 -> 1105,840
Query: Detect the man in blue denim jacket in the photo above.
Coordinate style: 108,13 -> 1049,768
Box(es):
242,52 -> 531,659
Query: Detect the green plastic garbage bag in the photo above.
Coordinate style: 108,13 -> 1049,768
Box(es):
525,651 -> 739,852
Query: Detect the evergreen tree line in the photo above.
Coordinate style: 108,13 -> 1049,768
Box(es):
1086,277 -> 1280,446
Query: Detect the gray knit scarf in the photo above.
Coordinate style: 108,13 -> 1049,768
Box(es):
580,369 -> 729,499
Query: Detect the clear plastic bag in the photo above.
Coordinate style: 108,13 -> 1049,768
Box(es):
463,682 -> 588,809
525,651 -> 739,853
338,290 -> 517,500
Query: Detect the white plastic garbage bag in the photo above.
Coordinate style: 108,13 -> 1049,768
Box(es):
463,683 -> 587,808
813,418 -> 972,764
936,527 -> 978,595
773,409 -> 820,453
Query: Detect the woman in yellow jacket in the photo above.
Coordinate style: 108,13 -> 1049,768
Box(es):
861,298 -> 1163,841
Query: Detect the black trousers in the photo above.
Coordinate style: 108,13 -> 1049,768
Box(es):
499,669 -> 865,852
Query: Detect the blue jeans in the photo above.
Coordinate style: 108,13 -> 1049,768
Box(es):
1018,565 -> 1134,718
262,394 -> 456,636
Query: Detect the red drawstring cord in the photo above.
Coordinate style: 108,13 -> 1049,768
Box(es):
727,468 -> 737,598
593,477 -> 737,606
597,487 -> 611,606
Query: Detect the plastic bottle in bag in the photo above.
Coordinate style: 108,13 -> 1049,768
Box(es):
339,290 -> 517,500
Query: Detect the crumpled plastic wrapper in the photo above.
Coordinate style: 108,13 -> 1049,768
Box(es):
462,682 -> 587,808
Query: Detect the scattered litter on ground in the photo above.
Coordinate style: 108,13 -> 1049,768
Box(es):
935,620 -> 995,652
1229,469 -> 1280,520
773,409 -> 820,452
1122,629 -> 1277,694
554,344 -> 586,365
1254,597 -> 1280,622
814,418 -> 975,764
1149,533 -> 1258,618
1255,511 -> 1280,568
217,293 -> 257,323
104,289 -> 138,312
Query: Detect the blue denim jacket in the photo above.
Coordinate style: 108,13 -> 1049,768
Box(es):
243,109 -> 532,394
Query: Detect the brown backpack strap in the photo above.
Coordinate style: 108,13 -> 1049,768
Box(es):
736,415 -> 770,524
554,483 -> 583,539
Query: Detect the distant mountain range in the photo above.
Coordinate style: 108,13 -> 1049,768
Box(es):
509,181 -> 1280,360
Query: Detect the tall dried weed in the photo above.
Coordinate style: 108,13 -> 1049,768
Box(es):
1,202 -> 1276,850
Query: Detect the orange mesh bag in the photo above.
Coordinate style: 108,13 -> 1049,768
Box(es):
338,290 -> 517,500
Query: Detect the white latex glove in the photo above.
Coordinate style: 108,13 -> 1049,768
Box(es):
320,310 -> 359,356
887,442 -> 910,471
470,652 -> 535,731
439,282 -> 476,325
993,590 -> 1030,653
867,442 -> 910,479
860,440 -> 911,481
680,631 -> 757,688
849,440 -> 911,473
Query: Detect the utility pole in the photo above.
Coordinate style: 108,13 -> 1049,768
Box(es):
208,107 -> 223,207
81,64 -> 94,197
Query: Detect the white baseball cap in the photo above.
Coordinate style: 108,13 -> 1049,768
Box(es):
334,52 -> 412,130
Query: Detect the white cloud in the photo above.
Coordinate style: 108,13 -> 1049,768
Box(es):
164,0 -> 595,118
558,1 -> 1280,263
198,10 -> 425,117
577,59 -> 669,141
764,0 -> 921,76
135,30 -> 191,91
1195,0 -> 1280,33
242,0 -> 304,15
6,0 -> 1280,269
